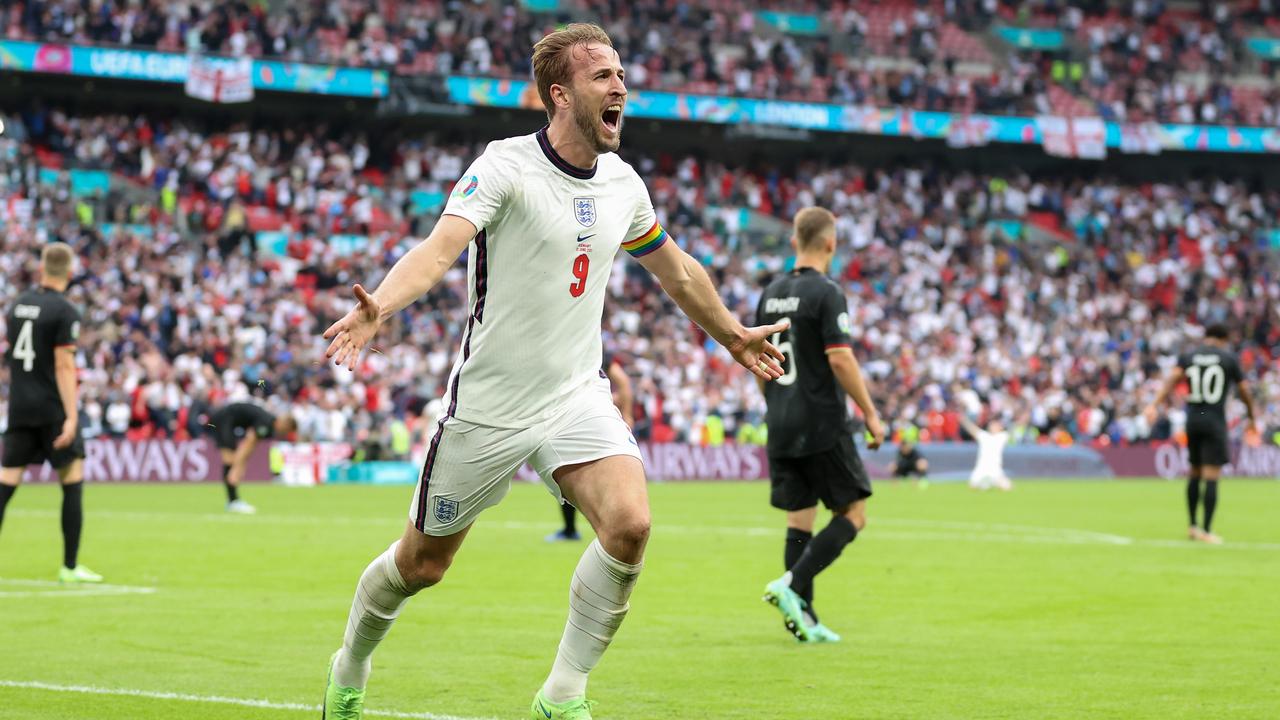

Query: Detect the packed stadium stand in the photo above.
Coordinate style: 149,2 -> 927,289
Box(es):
9,0 -> 1280,120
2,102 -> 1278,450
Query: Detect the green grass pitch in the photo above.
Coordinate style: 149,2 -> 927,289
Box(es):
0,479 -> 1277,719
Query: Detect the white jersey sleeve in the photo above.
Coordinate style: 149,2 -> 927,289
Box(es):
441,143 -> 520,233
620,171 -> 669,258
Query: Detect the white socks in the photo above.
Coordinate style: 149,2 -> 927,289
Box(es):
332,537 -> 641,699
541,539 -> 643,703
333,541 -> 413,689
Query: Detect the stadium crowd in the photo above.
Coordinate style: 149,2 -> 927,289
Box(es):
9,0 -> 1280,122
1,106 -> 1279,452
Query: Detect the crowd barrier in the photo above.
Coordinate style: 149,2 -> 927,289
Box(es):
446,76 -> 1280,157
1,38 -> 1276,153
0,40 -> 388,97
5,439 -> 1276,483
9,437 -> 272,483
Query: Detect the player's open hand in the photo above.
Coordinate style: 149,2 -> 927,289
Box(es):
52,417 -> 76,449
729,319 -> 790,381
323,284 -> 383,371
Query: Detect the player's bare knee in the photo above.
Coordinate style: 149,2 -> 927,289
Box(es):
620,514 -> 652,547
600,512 -> 650,560
401,556 -> 450,591
839,504 -> 867,530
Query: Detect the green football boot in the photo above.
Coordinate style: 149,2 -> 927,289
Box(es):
531,689 -> 596,719
763,575 -> 813,642
58,565 -> 103,584
322,651 -> 366,719
808,623 -> 842,643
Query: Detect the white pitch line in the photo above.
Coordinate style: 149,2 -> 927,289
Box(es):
0,578 -> 157,599
0,590 -> 152,598
0,679 -> 500,720
0,577 -> 154,589
12,509 -> 1279,551
14,508 -> 1119,539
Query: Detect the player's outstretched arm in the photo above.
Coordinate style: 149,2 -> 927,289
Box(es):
324,215 -> 476,369
606,361 -> 635,428
1238,379 -> 1260,430
636,241 -> 787,381
828,348 -> 884,449
957,414 -> 982,439
1143,366 -> 1184,425
52,346 -> 78,449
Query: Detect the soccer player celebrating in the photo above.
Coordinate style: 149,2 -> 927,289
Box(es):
755,207 -> 885,643
207,401 -> 296,514
960,415 -> 1012,491
0,242 -> 102,583
319,24 -> 787,720
1144,323 -> 1259,544
547,349 -> 633,542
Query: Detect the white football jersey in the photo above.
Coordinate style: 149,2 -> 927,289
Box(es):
974,430 -> 1008,473
437,128 -> 668,427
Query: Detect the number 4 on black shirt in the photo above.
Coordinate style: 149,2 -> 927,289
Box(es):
6,287 -> 82,429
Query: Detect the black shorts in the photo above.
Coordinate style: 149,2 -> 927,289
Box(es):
2,423 -> 86,470
892,462 -> 923,478
214,424 -> 246,452
1186,422 -> 1229,468
769,435 -> 872,512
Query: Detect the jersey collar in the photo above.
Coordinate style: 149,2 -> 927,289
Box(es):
536,126 -> 597,180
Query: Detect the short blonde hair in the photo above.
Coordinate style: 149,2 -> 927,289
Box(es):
532,23 -> 614,119
41,242 -> 74,278
793,207 -> 836,251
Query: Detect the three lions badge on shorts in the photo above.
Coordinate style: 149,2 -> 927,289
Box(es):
433,496 -> 459,524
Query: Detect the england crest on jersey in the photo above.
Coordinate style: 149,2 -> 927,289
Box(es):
433,496 -> 459,524
574,197 -> 596,227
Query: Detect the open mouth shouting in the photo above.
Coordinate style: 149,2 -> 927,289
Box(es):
602,103 -> 623,134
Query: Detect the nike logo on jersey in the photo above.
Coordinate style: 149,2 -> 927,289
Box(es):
577,232 -> 595,243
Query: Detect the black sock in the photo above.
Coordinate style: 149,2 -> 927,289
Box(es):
1186,476 -> 1201,527
788,515 -> 858,598
61,482 -> 83,570
1202,481 -> 1218,533
223,464 -> 239,503
785,527 -> 815,618
561,502 -> 576,534
0,483 -> 16,531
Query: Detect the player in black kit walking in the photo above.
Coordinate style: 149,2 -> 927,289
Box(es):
0,242 -> 102,583
1145,323 -> 1259,544
755,207 -> 885,642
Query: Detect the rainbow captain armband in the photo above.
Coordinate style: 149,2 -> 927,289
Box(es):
623,221 -> 669,257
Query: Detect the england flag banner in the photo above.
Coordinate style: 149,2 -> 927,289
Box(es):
1036,115 -> 1107,159
185,55 -> 254,104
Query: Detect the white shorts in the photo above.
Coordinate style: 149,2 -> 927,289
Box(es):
408,378 -> 641,536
